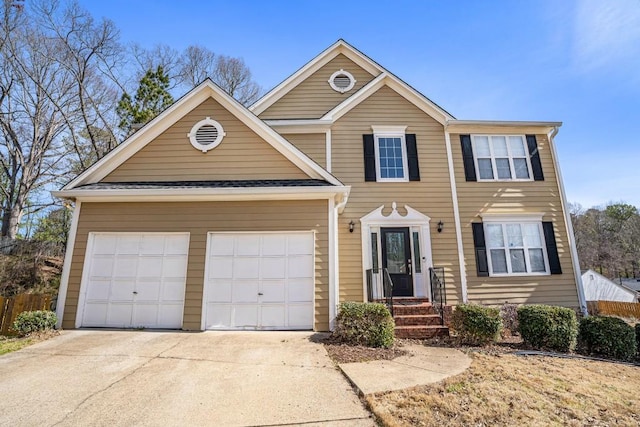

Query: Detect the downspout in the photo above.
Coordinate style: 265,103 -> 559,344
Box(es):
548,126 -> 588,316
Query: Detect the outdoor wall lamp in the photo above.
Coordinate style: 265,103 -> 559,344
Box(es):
437,220 -> 444,233
349,220 -> 355,233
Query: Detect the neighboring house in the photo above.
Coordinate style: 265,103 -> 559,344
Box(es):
52,40 -> 586,332
582,269 -> 638,302
618,278 -> 640,296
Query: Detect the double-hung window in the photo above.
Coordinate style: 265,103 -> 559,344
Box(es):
375,134 -> 408,181
472,135 -> 532,181
484,222 -> 548,275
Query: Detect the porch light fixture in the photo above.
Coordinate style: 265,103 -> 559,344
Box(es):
437,220 -> 444,233
349,220 -> 355,233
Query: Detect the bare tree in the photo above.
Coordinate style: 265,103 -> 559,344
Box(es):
177,44 -> 217,87
211,55 -> 262,105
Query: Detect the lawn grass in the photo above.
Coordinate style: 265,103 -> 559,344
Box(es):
0,336 -> 34,356
367,351 -> 640,426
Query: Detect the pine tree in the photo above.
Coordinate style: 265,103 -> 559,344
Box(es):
116,65 -> 174,133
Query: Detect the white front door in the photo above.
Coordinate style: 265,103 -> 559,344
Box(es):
78,233 -> 189,328
202,232 -> 315,330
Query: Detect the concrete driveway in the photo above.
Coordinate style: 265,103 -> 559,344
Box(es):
0,330 -> 373,426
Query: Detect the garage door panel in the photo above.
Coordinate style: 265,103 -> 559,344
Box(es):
232,282 -> 259,303
288,278 -> 314,302
261,257 -> 286,279
208,257 -> 233,279
262,235 -> 286,255
89,257 -> 115,277
261,305 -> 285,328
114,256 -> 138,277
110,279 -> 136,301
79,232 -> 188,329
203,232 -> 314,330
138,257 -> 163,277
261,281 -> 285,302
288,234 -> 313,255
288,255 -> 314,278
233,257 -> 260,279
288,304 -> 314,328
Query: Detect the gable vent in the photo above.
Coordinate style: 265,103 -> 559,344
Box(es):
188,117 -> 226,153
328,69 -> 356,93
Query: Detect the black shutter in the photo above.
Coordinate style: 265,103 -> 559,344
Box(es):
526,135 -> 544,181
405,134 -> 420,181
542,221 -> 562,274
472,223 -> 489,277
460,135 -> 477,181
363,134 -> 376,182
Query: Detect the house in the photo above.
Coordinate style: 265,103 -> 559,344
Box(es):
52,40 -> 586,333
582,269 -> 638,302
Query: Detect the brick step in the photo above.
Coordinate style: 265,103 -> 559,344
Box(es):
395,325 -> 449,339
392,303 -> 438,316
394,314 -> 443,327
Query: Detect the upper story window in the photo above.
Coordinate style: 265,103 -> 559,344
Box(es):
363,126 -> 420,183
328,69 -> 356,93
473,135 -> 531,181
460,134 -> 544,182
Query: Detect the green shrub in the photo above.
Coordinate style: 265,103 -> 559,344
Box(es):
12,310 -> 57,337
577,316 -> 637,361
517,305 -> 577,352
451,304 -> 503,345
333,302 -> 395,348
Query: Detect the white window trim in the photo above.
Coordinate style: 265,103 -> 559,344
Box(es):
187,117 -> 226,153
482,219 -> 550,277
328,69 -> 356,93
372,126 -> 409,183
471,134 -> 534,182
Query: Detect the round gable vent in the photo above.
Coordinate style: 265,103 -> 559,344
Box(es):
328,69 -> 356,93
188,117 -> 225,152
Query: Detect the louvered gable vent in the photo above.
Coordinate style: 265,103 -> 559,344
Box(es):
188,117 -> 225,153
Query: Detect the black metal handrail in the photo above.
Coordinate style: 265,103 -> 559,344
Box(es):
366,268 -> 394,316
429,267 -> 446,325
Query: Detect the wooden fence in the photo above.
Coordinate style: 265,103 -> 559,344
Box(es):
0,293 -> 53,335
587,300 -> 640,320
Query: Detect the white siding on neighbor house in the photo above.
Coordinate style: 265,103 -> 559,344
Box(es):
581,270 -> 638,302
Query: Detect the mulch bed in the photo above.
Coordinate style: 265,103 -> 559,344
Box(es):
322,337 -> 409,363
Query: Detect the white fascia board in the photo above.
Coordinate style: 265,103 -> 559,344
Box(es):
446,120 -> 563,134
265,119 -> 333,134
249,40 -> 383,115
52,185 -> 350,203
322,73 -> 452,126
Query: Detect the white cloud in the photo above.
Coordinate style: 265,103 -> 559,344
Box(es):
572,0 -> 640,79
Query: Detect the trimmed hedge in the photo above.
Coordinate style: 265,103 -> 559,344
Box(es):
451,304 -> 503,345
333,302 -> 395,348
517,305 -> 577,352
578,316 -> 637,361
12,310 -> 57,337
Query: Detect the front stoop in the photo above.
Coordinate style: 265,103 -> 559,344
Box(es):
391,300 -> 450,339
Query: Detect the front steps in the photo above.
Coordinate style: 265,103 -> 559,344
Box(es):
391,299 -> 450,339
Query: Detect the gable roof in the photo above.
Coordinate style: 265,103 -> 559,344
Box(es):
61,79 -> 344,191
252,39 -> 455,126
582,269 -> 638,299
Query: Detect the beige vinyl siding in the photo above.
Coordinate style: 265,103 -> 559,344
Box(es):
259,54 -> 377,120
331,85 -> 461,304
451,133 -> 579,307
104,98 -> 308,182
63,200 -> 330,331
286,133 -> 326,168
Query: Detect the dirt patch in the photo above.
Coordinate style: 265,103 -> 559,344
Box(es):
324,341 -> 408,364
367,351 -> 640,426
0,330 -> 58,356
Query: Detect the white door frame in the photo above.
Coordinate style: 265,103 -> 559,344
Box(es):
360,203 -> 433,300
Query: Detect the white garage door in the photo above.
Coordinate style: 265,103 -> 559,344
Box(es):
203,232 -> 314,330
78,233 -> 189,329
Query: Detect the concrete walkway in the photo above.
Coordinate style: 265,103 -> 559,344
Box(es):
338,344 -> 471,395
0,330 -> 374,427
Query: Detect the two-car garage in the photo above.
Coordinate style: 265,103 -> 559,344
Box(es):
77,231 -> 315,331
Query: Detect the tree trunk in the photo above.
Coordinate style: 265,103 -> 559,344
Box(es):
1,199 -> 24,239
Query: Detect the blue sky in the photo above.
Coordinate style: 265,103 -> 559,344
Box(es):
82,0 -> 640,209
